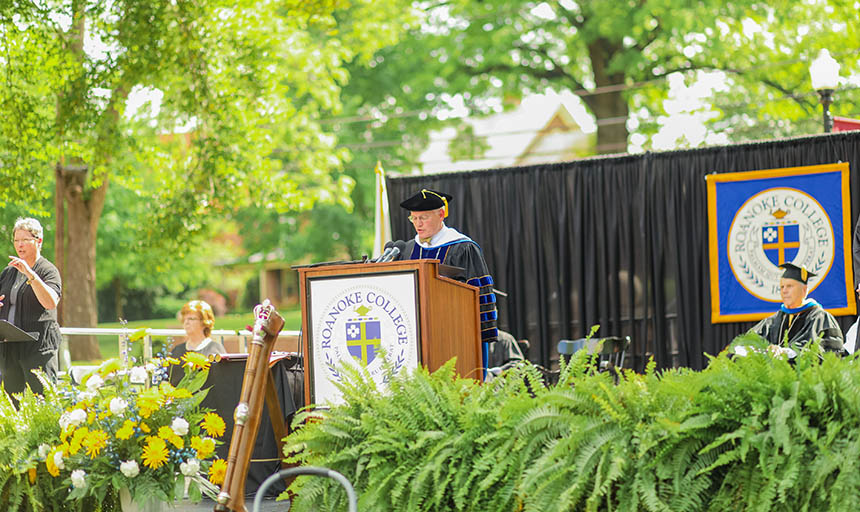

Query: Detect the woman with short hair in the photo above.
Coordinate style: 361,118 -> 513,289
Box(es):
0,217 -> 62,399
170,299 -> 226,358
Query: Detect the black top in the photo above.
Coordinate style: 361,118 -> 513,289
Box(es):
0,257 -> 62,354
751,303 -> 844,353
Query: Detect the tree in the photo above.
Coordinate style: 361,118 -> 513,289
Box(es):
332,0 -> 860,161
0,0 -> 413,359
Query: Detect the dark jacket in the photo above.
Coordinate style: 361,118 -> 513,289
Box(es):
0,257 -> 62,354
750,301 -> 844,353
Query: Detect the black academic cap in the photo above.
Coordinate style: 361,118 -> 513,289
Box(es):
399,189 -> 453,216
779,263 -> 815,284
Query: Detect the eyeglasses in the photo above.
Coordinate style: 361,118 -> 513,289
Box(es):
13,238 -> 38,244
408,214 -> 435,224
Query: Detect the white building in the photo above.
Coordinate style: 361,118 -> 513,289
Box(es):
415,92 -> 595,174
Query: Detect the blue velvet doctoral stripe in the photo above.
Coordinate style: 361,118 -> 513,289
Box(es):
479,293 -> 496,304
410,239 -> 481,261
467,275 -> 494,287
779,299 -> 821,314
481,328 -> 498,341
410,244 -> 451,261
481,310 -> 498,322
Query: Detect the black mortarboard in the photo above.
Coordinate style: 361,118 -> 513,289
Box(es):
399,189 -> 453,216
779,263 -> 815,284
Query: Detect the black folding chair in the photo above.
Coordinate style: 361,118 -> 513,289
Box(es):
253,466 -> 357,512
557,336 -> 630,373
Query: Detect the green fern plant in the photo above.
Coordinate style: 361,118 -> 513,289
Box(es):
282,332 -> 860,512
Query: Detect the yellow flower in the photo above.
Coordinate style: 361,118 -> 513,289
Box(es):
201,413 -> 226,438
45,448 -> 63,477
182,351 -> 211,371
137,388 -> 163,418
158,426 -> 184,449
157,382 -> 179,405
164,357 -> 181,366
208,459 -> 227,485
97,358 -> 122,378
191,436 -> 216,460
28,467 -> 37,484
139,422 -> 151,434
141,437 -> 168,469
116,420 -> 136,440
83,430 -> 110,458
68,428 -> 89,456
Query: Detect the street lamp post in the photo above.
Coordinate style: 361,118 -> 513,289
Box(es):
809,49 -> 841,133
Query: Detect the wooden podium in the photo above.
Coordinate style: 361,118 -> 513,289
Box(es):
298,259 -> 482,406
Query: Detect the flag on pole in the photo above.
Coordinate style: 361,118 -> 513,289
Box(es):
373,161 -> 392,258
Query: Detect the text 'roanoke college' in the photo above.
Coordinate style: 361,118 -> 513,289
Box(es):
733,193 -> 831,253
320,291 -> 409,348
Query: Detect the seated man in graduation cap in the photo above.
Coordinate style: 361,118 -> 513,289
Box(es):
397,189 -> 498,347
750,263 -> 844,353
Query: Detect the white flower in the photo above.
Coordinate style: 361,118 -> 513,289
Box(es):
58,413 -> 70,430
179,458 -> 200,476
145,362 -> 157,373
85,374 -> 104,391
79,391 -> 97,402
120,460 -> 140,478
70,469 -> 86,489
129,366 -> 148,384
60,409 -> 87,430
53,450 -> 65,470
109,397 -> 129,416
171,417 -> 189,436
38,444 -> 51,459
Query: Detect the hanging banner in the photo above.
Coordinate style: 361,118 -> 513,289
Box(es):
706,162 -> 854,323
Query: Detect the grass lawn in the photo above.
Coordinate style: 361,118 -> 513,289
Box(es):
70,307 -> 303,364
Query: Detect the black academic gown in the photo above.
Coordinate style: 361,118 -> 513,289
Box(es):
399,236 -> 498,343
751,301 -> 844,353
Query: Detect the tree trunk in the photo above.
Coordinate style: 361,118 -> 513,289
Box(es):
584,38 -> 630,154
63,170 -> 108,361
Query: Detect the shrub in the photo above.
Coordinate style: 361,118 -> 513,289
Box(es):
284,338 -> 860,511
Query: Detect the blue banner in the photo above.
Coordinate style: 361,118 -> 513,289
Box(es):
706,163 -> 854,323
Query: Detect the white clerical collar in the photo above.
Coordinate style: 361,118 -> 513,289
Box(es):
415,224 -> 466,248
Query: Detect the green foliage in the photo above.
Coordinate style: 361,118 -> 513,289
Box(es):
0,377 -> 67,511
0,0 -> 417,296
334,0 -> 860,162
283,338 -> 860,511
0,359 -> 223,511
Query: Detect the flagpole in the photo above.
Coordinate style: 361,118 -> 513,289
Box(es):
373,161 -> 392,258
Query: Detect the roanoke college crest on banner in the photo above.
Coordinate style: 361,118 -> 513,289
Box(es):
706,162 -> 854,323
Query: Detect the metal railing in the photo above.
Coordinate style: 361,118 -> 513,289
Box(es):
58,327 -> 301,369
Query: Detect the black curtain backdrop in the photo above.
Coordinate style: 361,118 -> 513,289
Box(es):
387,131 -> 860,372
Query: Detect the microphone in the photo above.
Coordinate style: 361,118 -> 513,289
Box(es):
381,240 -> 406,262
372,241 -> 395,263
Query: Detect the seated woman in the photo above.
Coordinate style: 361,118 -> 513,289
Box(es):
170,300 -> 226,358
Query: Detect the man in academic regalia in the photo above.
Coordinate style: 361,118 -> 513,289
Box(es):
397,189 -> 499,355
750,263 -> 844,353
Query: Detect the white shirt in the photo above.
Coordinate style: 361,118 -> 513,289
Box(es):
845,321 -> 857,354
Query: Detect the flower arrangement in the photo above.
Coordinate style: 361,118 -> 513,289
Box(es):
0,351 -> 228,511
